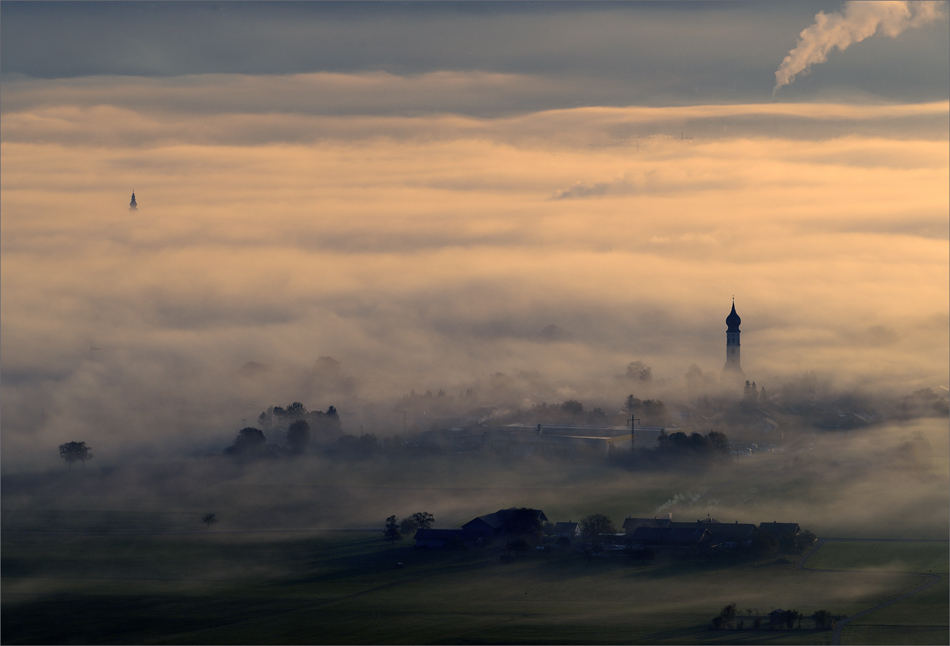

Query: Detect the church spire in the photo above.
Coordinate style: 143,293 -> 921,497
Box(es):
726,300 -> 741,332
129,191 -> 137,210
722,300 -> 745,378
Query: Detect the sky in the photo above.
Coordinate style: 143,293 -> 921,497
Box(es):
1,1 -> 948,470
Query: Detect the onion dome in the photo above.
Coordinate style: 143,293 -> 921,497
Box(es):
726,302 -> 741,332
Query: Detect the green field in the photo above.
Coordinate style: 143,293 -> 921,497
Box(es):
807,541 -> 948,574
1,532 -> 918,644
803,541 -> 950,646
3,421 -> 948,644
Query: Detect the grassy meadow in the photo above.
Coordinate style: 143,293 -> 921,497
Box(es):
1,531 -> 932,645
2,420 -> 948,643
807,542 -> 949,646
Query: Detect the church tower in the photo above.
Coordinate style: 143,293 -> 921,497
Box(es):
129,191 -> 137,210
722,300 -> 745,378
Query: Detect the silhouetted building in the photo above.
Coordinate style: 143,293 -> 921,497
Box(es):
722,300 -> 745,379
129,191 -> 137,210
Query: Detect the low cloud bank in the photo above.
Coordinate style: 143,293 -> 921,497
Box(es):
1,91 -> 946,470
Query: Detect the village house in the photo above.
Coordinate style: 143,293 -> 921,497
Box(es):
553,521 -> 581,539
629,526 -> 711,549
622,516 -> 673,535
416,508 -> 549,548
624,515 -> 799,549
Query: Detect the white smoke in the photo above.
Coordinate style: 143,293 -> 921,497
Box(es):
773,1 -> 946,95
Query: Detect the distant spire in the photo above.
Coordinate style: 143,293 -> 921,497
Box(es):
129,190 -> 137,210
726,301 -> 741,331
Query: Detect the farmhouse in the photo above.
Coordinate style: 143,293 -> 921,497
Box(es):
622,516 -> 672,535
624,515 -> 798,549
669,520 -> 756,547
629,526 -> 711,548
462,513 -> 505,538
413,508 -> 551,547
461,507 -> 548,538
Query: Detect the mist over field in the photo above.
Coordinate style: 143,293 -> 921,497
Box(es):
3,92 -> 947,470
2,5 -> 948,645
1,2 -> 947,473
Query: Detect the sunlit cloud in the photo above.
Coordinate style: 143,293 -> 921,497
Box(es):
1,72 -> 947,470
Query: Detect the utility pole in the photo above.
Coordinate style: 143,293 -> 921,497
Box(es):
629,417 -> 640,450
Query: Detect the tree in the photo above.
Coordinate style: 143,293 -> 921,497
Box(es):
384,515 -> 402,545
783,609 -> 801,630
744,380 -> 758,403
561,400 -> 584,415
201,513 -> 218,529
580,514 -> 616,540
286,419 -> 311,453
719,603 -> 737,627
224,427 -> 268,456
812,609 -> 831,629
625,361 -> 652,382
506,539 -> 530,556
59,441 -> 93,470
779,530 -> 798,554
400,511 -> 434,535
750,528 -> 779,559
625,394 -> 642,411
705,431 -> 730,457
409,511 -> 434,530
501,508 -> 543,541
796,529 -> 817,553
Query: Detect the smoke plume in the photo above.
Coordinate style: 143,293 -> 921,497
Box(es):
774,1 -> 945,95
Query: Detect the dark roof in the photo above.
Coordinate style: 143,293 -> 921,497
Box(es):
622,517 -> 671,530
631,526 -> 711,545
726,302 -> 741,332
462,508 -> 548,535
461,516 -> 503,536
494,507 -> 549,523
463,514 -> 504,530
758,522 -> 801,537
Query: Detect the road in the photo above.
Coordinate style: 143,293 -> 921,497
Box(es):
798,537 -> 946,645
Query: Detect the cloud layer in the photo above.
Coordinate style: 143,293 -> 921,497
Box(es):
2,75 -> 947,469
